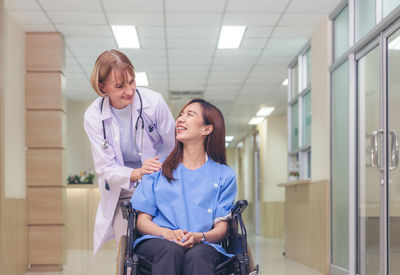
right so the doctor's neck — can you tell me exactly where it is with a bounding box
[181,141,207,170]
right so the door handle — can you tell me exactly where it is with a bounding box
[389,130,399,171]
[370,129,384,171]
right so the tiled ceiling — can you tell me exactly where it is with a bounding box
[5,0,342,143]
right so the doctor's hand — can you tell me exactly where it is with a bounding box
[140,156,162,176]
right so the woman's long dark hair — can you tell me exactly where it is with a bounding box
[162,99,227,182]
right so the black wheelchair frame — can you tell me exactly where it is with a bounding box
[116,200,259,275]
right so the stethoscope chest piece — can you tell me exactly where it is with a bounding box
[101,139,109,149]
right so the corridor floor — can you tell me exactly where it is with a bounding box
[25,237,323,275]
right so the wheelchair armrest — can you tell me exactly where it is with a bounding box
[231,200,248,216]
[120,201,133,220]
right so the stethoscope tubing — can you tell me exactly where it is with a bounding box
[100,89,144,191]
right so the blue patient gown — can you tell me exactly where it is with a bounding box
[130,158,237,257]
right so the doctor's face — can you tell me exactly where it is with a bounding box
[176,103,212,144]
[100,69,136,109]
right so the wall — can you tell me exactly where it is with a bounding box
[1,10,28,274]
[258,114,287,238]
[66,100,95,179]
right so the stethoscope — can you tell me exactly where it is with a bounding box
[100,88,144,156]
[100,89,145,191]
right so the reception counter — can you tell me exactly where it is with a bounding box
[66,185,115,250]
[278,179,330,274]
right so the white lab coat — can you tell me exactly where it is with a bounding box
[83,88,175,256]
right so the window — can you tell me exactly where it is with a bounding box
[288,45,311,181]
[333,5,349,60]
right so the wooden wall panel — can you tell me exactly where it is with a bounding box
[2,199,28,275]
[26,72,64,110]
[25,33,64,72]
[28,225,64,265]
[26,149,64,187]
[260,202,284,238]
[28,187,64,225]
[282,180,330,275]
[26,110,65,148]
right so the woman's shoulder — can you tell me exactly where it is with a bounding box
[209,160,235,178]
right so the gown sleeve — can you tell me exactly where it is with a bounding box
[214,167,237,223]
[130,172,158,217]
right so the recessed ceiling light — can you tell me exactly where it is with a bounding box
[282,78,289,86]
[111,25,140,49]
[217,26,246,49]
[225,136,234,142]
[248,117,264,125]
[135,72,149,86]
[256,107,275,117]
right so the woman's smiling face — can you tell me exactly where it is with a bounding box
[100,69,136,109]
[175,103,212,144]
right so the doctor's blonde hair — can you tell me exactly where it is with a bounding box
[90,49,135,97]
[162,99,227,183]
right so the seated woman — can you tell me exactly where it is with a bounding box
[130,98,237,275]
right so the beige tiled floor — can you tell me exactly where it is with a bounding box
[25,237,323,275]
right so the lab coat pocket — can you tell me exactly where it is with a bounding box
[146,125,161,146]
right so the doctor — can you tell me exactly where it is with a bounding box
[84,49,175,256]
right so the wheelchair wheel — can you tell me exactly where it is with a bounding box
[116,235,127,275]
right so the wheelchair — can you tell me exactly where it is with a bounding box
[116,200,259,275]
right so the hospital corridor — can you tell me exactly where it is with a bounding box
[1,0,400,275]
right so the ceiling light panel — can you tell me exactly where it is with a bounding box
[248,117,265,125]
[218,26,247,49]
[112,25,140,49]
[256,107,275,117]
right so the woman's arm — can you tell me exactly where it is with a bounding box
[137,212,186,244]
[182,221,228,249]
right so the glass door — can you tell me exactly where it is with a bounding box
[387,28,400,275]
[358,44,383,275]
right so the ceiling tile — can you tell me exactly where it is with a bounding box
[5,0,41,10]
[167,26,220,38]
[56,25,113,37]
[167,38,215,48]
[271,26,315,39]
[21,24,56,32]
[287,0,343,13]
[137,26,165,38]
[168,49,214,57]
[215,48,262,57]
[267,38,309,48]
[38,0,102,12]
[223,13,281,26]
[169,57,212,66]
[166,13,222,26]
[65,37,117,48]
[9,11,50,25]
[47,11,107,25]
[240,38,267,49]
[245,26,274,38]
[226,0,290,13]
[166,0,226,12]
[107,13,164,26]
[140,38,166,49]
[69,47,113,57]
[101,0,163,12]
[279,13,327,26]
